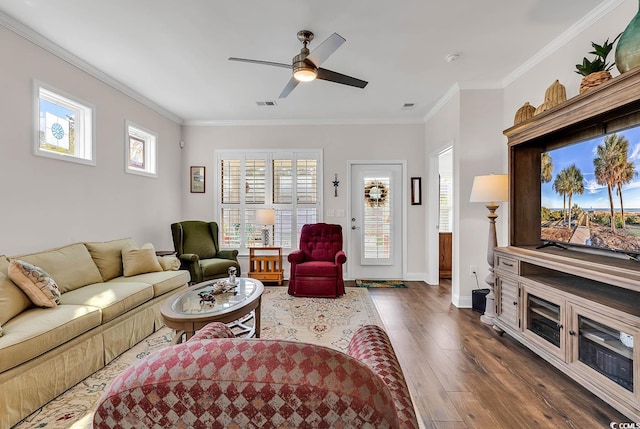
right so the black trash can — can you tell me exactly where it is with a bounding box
[472,288,490,313]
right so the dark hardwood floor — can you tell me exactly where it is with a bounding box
[351,280,627,429]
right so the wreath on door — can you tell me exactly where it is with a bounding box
[364,180,388,207]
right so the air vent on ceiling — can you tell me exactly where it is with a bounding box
[256,100,277,106]
[401,103,416,110]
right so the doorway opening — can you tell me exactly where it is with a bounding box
[438,148,453,279]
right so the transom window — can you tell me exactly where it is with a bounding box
[34,81,95,165]
[216,150,322,251]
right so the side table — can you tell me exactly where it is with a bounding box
[249,247,284,285]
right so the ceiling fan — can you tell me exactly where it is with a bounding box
[229,30,368,98]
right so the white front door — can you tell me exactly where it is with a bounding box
[349,163,403,280]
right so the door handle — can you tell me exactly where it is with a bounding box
[351,226,360,230]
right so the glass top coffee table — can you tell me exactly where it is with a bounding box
[161,277,264,344]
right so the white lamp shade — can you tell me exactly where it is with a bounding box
[256,209,275,225]
[469,174,508,204]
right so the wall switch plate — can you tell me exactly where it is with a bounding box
[327,209,335,217]
[336,209,345,217]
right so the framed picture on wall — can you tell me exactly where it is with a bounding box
[190,166,205,193]
[411,177,422,205]
[128,136,145,169]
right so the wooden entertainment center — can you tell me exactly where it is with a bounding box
[495,67,640,420]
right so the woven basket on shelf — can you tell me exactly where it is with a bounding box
[579,71,612,93]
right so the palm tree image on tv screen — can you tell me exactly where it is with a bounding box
[541,125,640,255]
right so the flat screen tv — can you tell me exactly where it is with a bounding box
[540,124,640,257]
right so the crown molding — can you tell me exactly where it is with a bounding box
[0,11,183,125]
[184,117,426,127]
[425,0,624,122]
[502,0,625,87]
[423,83,460,123]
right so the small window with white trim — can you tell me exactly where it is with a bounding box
[125,121,157,178]
[34,81,96,165]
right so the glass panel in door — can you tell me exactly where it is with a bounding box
[362,176,392,265]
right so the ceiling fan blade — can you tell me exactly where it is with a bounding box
[306,33,345,66]
[228,57,291,69]
[279,77,300,98]
[317,68,368,88]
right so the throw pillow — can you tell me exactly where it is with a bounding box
[85,238,137,281]
[122,243,163,277]
[157,255,181,271]
[8,259,61,308]
[0,256,33,326]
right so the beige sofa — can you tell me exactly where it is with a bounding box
[0,238,190,428]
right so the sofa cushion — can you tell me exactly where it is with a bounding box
[0,304,102,373]
[122,243,163,277]
[0,256,32,333]
[60,282,154,323]
[85,238,137,281]
[109,270,189,297]
[16,243,103,293]
[8,259,61,308]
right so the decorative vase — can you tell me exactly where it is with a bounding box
[514,102,535,124]
[545,80,567,104]
[616,0,640,74]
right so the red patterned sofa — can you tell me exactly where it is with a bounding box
[94,323,418,428]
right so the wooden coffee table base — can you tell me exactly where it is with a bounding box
[168,309,260,344]
[161,278,264,344]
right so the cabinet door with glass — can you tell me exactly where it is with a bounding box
[495,274,520,331]
[522,283,566,360]
[568,304,638,401]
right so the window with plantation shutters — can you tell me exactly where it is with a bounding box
[216,150,322,252]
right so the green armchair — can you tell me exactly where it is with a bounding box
[171,221,241,284]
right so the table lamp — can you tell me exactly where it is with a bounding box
[256,209,275,246]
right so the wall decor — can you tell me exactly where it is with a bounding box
[190,166,206,193]
[411,177,422,205]
[332,174,340,197]
[128,136,145,169]
[364,180,388,207]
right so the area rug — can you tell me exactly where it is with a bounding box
[13,287,382,429]
[355,279,407,288]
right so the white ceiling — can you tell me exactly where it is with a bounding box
[0,0,611,124]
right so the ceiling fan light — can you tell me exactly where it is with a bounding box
[293,56,317,82]
[293,68,317,82]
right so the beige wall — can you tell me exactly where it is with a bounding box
[180,123,427,279]
[0,26,183,255]
[425,89,506,307]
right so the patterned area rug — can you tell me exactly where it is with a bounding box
[355,279,407,288]
[13,287,382,429]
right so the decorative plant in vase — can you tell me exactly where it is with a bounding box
[575,34,620,93]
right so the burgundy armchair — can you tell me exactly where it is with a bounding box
[287,223,346,298]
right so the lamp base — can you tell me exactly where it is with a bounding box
[261,227,271,246]
[480,291,496,325]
